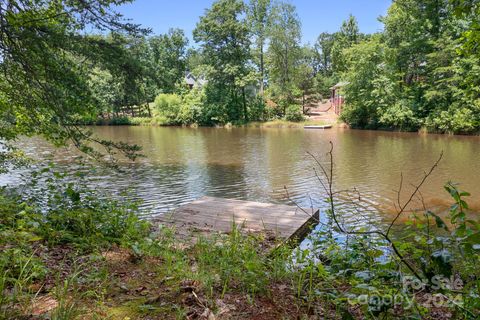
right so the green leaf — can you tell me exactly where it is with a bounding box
[65,187,80,203]
[427,211,449,231]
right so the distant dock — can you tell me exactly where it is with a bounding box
[155,196,319,244]
[304,124,333,129]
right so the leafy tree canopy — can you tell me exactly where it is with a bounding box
[0,0,148,162]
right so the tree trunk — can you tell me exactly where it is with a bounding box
[232,86,239,119]
[260,43,264,95]
[146,102,152,117]
[285,45,289,85]
[302,92,305,114]
[243,87,248,122]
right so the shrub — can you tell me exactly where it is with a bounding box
[377,101,420,131]
[248,97,270,121]
[37,204,149,249]
[7,166,151,250]
[109,116,131,125]
[177,88,205,125]
[425,105,478,134]
[284,104,304,122]
[150,115,170,126]
[153,93,183,125]
[152,92,205,126]
[128,117,152,126]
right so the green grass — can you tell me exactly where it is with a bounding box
[2,168,479,319]
[102,117,332,128]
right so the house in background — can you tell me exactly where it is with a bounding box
[245,83,259,97]
[185,72,207,89]
[330,81,348,115]
[184,72,259,96]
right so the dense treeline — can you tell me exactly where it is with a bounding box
[82,0,367,126]
[81,0,480,133]
[1,0,479,157]
[2,2,480,318]
[86,0,323,126]
[341,0,480,134]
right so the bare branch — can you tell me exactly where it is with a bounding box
[386,152,443,237]
[299,142,443,282]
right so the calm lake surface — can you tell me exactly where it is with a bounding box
[3,126,480,223]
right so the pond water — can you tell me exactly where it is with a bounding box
[3,126,480,225]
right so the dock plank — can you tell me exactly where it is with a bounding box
[154,196,319,243]
[303,125,332,129]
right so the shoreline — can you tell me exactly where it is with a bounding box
[81,118,480,136]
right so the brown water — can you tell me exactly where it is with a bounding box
[3,126,480,222]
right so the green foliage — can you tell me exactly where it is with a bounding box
[153,93,183,125]
[301,182,480,318]
[266,1,302,104]
[109,116,133,126]
[339,0,480,134]
[247,97,269,121]
[2,169,480,318]
[2,0,479,137]
[314,32,335,76]
[0,248,47,319]
[135,225,296,302]
[179,88,206,125]
[127,117,153,126]
[331,15,361,74]
[295,46,317,108]
[451,0,480,58]
[91,116,153,126]
[85,29,188,124]
[378,101,420,131]
[2,167,150,251]
[149,29,189,94]
[340,36,386,128]
[284,104,304,122]
[89,67,123,117]
[422,36,480,133]
[0,249,46,289]
[425,106,479,134]
[0,166,152,317]
[193,0,252,124]
[0,0,147,162]
[313,74,337,98]
[247,0,272,94]
[152,90,206,126]
[194,228,270,298]
[399,183,480,315]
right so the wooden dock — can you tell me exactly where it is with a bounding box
[155,196,319,243]
[303,124,332,129]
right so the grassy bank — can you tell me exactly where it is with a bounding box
[0,168,326,319]
[90,116,332,129]
[1,167,479,319]
[0,186,331,319]
[90,115,480,136]
[93,116,160,126]
[247,119,331,128]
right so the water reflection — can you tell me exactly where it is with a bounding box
[3,127,480,224]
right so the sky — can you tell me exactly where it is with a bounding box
[116,0,392,45]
